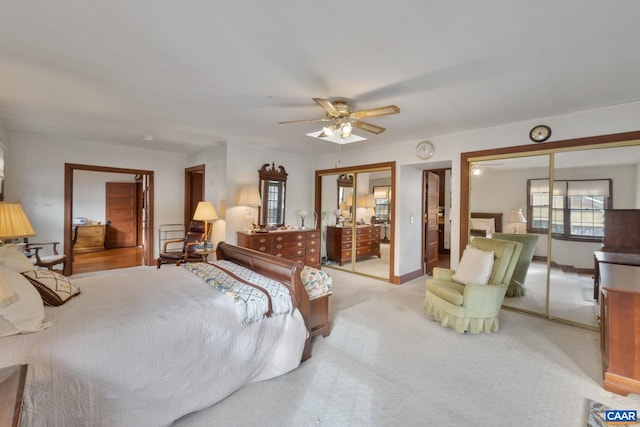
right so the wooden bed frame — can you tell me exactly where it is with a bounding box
[216,242,312,361]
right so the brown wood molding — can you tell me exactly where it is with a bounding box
[64,163,154,276]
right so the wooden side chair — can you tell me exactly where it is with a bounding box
[156,221,211,268]
[23,240,67,272]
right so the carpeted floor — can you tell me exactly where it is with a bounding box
[173,268,640,427]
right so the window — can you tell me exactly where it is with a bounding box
[527,179,611,241]
[373,186,391,220]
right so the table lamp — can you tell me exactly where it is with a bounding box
[507,208,527,234]
[192,201,218,244]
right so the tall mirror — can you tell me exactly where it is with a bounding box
[462,131,640,330]
[316,162,394,282]
[337,174,354,224]
[258,162,287,226]
[469,155,549,318]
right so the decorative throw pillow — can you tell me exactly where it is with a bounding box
[301,266,332,299]
[0,244,36,273]
[452,245,495,286]
[0,267,53,336]
[21,270,81,306]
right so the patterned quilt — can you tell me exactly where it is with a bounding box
[183,260,293,324]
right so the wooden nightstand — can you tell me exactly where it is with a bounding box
[0,364,28,427]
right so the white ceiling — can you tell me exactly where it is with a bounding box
[1,1,639,155]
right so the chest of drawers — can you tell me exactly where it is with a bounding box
[74,225,106,253]
[325,225,381,266]
[236,229,321,268]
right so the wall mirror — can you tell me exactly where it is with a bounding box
[258,162,287,226]
[315,162,395,282]
[337,174,354,223]
[462,131,640,330]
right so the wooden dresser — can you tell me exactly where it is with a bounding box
[236,229,321,268]
[73,225,106,253]
[599,262,640,395]
[325,225,381,266]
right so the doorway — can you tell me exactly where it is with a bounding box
[63,163,154,276]
[422,168,451,275]
[184,164,205,227]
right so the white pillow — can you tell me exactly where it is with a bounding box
[0,267,53,336]
[452,245,495,286]
[0,244,37,273]
[470,218,495,236]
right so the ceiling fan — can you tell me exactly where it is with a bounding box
[279,98,400,140]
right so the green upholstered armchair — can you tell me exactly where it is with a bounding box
[423,237,523,333]
[492,233,539,297]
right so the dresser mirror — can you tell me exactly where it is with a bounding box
[258,162,287,226]
[337,174,354,222]
[316,162,395,282]
[462,131,640,330]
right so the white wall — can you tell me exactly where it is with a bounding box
[5,131,186,257]
[73,171,137,224]
[186,142,315,246]
[314,100,640,277]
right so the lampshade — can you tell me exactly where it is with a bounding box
[237,186,262,207]
[192,201,218,221]
[0,202,35,240]
[507,208,527,224]
[357,194,376,208]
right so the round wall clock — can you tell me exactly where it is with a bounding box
[416,141,434,160]
[529,125,551,143]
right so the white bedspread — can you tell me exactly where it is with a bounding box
[0,267,307,427]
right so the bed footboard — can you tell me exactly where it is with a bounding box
[216,242,312,360]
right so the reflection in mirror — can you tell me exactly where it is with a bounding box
[337,174,353,225]
[465,134,640,331]
[469,155,549,317]
[548,145,640,328]
[258,163,287,226]
[318,166,393,281]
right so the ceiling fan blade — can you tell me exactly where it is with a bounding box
[279,118,332,125]
[312,98,339,116]
[350,104,400,119]
[352,120,386,135]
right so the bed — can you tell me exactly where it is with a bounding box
[470,212,503,237]
[0,242,311,427]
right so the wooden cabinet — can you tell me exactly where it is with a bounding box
[599,262,640,395]
[73,225,106,253]
[325,225,381,266]
[236,229,321,268]
[603,209,640,254]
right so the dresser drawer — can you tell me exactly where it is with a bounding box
[305,231,320,240]
[306,238,320,249]
[273,247,306,259]
[273,240,305,251]
[273,232,306,243]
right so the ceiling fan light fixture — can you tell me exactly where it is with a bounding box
[340,121,352,139]
[322,124,336,136]
[305,129,366,145]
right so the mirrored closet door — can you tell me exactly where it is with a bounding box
[462,132,640,330]
[316,162,395,281]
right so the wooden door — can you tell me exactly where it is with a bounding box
[184,165,205,228]
[105,182,137,248]
[424,172,440,275]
